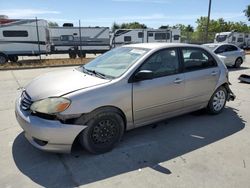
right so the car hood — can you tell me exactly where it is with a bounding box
[25,68,110,101]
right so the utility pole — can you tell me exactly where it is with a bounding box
[205,0,212,43]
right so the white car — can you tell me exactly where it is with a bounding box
[203,43,245,68]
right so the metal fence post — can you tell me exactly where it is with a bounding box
[79,20,83,61]
[205,0,212,43]
[35,17,42,62]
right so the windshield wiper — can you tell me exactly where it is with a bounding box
[82,66,111,79]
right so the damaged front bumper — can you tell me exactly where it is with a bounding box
[15,96,87,153]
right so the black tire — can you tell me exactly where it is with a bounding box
[9,55,18,63]
[207,86,228,115]
[0,54,7,64]
[234,57,243,68]
[77,109,124,154]
[69,51,77,59]
[78,52,86,58]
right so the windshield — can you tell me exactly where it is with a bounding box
[216,35,227,42]
[83,47,149,78]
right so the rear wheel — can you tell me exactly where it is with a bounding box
[77,110,124,154]
[234,57,242,68]
[207,86,227,114]
[78,52,86,58]
[0,54,7,64]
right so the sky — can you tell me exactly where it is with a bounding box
[0,0,249,28]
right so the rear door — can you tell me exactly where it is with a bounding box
[226,45,240,64]
[132,48,185,126]
[215,45,231,65]
[180,47,220,109]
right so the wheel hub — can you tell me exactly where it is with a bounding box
[91,120,117,144]
[213,90,226,111]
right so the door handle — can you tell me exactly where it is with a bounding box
[211,71,217,76]
[174,78,183,84]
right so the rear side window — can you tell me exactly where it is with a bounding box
[181,48,217,72]
[227,45,238,51]
[3,30,28,37]
[124,36,131,42]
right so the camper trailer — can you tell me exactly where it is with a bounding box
[111,28,181,47]
[214,31,250,48]
[50,26,110,58]
[0,19,50,64]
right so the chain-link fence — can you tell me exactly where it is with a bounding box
[181,31,216,44]
[0,17,218,69]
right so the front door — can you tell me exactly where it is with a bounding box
[132,48,185,126]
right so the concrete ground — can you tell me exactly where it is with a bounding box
[0,56,250,188]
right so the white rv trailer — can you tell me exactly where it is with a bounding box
[50,26,110,58]
[214,31,250,48]
[111,28,181,47]
[0,19,50,64]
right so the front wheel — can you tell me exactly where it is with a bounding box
[78,111,124,154]
[234,57,243,68]
[207,86,228,115]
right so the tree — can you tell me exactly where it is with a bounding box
[111,22,120,32]
[48,21,59,27]
[159,25,169,29]
[185,25,194,32]
[244,5,250,21]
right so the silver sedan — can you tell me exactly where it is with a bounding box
[15,43,235,154]
[203,43,246,68]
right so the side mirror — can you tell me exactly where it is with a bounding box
[134,70,153,82]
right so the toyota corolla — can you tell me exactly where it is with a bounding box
[15,43,235,154]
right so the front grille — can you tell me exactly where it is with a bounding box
[20,91,33,111]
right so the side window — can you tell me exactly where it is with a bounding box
[148,32,153,37]
[181,48,217,72]
[215,45,226,54]
[124,36,131,42]
[173,35,180,40]
[138,32,143,38]
[237,38,244,43]
[3,30,28,37]
[227,45,238,51]
[60,35,74,41]
[155,33,166,40]
[139,49,179,78]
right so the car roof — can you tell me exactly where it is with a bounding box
[123,43,203,50]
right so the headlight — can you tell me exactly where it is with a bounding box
[30,97,71,114]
